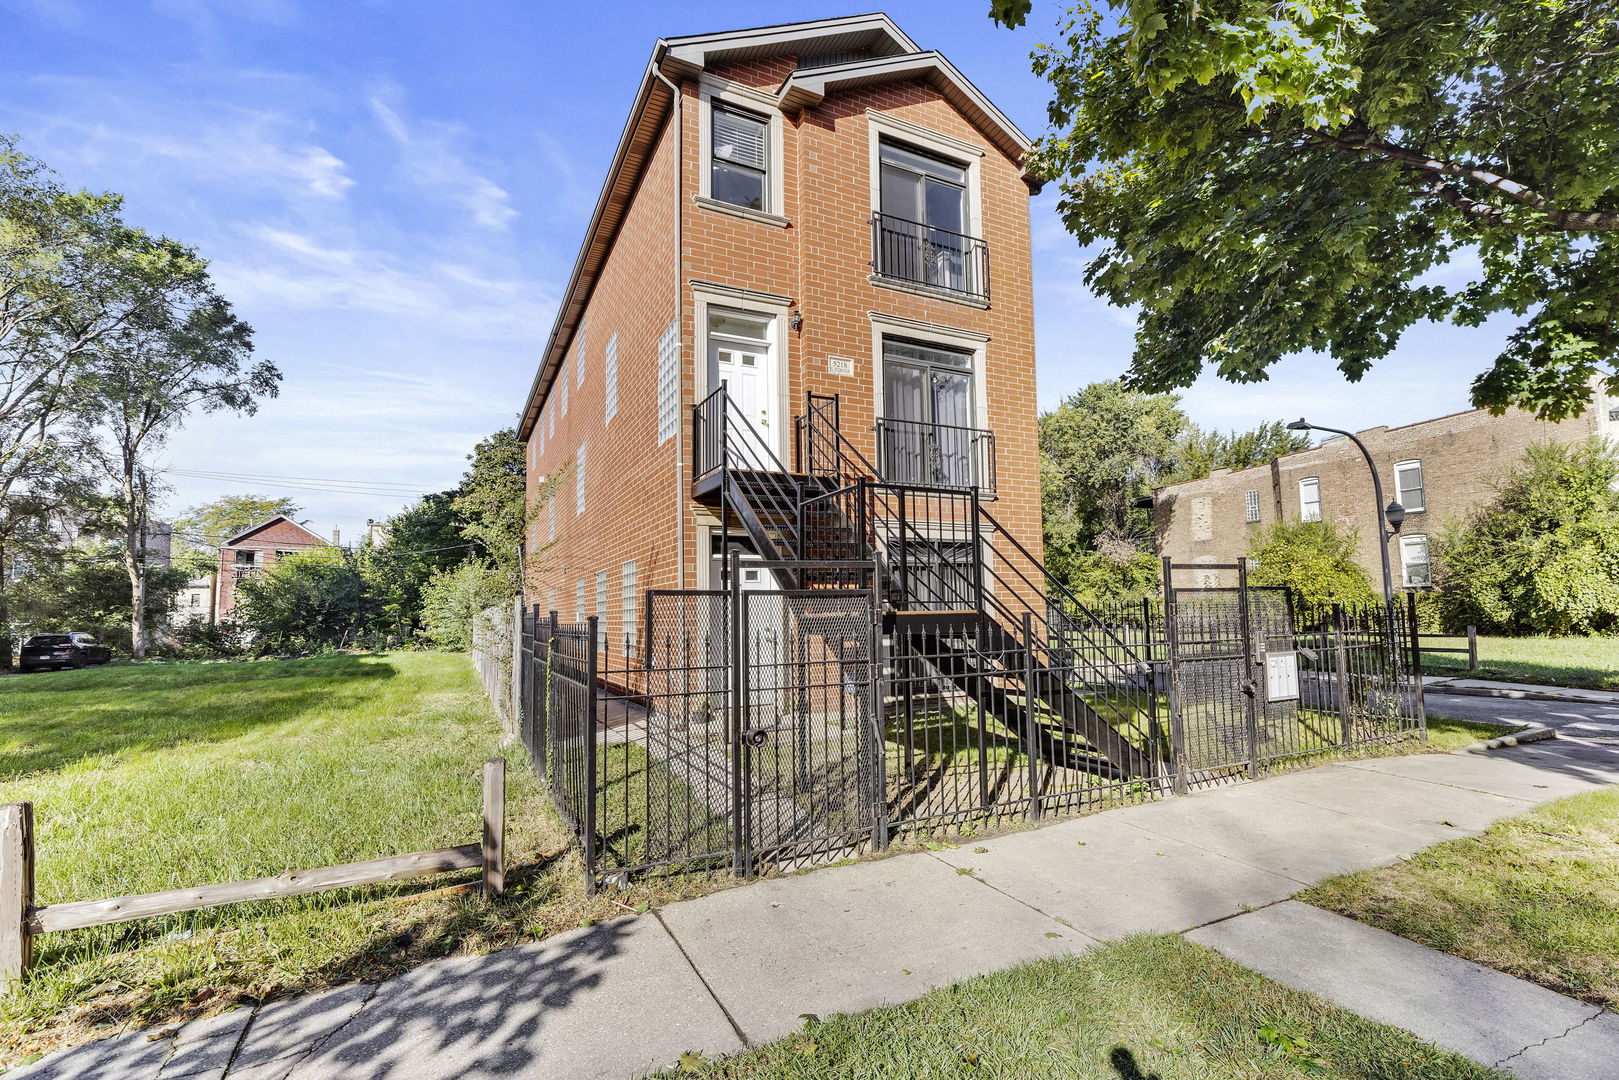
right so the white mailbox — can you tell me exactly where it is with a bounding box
[1265,650,1300,702]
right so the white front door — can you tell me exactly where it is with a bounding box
[707,309,778,455]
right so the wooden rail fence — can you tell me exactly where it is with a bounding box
[1,758,507,993]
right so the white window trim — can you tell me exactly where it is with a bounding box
[1393,459,1425,513]
[867,112,984,244]
[691,282,791,459]
[1299,477,1322,522]
[696,76,788,226]
[867,312,990,435]
[1400,534,1432,587]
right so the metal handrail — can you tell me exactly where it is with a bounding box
[874,416,996,493]
[870,212,990,300]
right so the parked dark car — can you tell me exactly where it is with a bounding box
[19,633,112,672]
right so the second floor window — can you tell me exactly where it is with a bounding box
[1394,459,1425,512]
[879,338,976,488]
[1244,489,1261,524]
[711,105,769,211]
[1299,477,1321,522]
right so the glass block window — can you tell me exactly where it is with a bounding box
[621,561,638,643]
[575,443,586,515]
[576,330,586,386]
[1244,489,1261,524]
[657,318,680,443]
[604,331,619,422]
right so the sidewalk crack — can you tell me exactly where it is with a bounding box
[654,910,752,1050]
[223,982,380,1078]
[1490,1007,1606,1068]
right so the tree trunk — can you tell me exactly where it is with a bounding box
[122,462,147,661]
[0,544,10,671]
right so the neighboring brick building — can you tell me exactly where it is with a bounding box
[518,14,1046,634]
[213,515,330,621]
[1153,387,1619,589]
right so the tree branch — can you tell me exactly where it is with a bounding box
[1308,128,1619,231]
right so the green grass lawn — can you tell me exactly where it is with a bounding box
[1303,786,1619,1011]
[0,653,722,1066]
[1421,717,1528,752]
[1423,635,1619,690]
[662,934,1502,1079]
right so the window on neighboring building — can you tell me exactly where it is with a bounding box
[657,318,680,444]
[575,577,586,621]
[235,550,255,566]
[189,593,200,608]
[1244,489,1261,524]
[604,331,619,422]
[1394,459,1425,513]
[596,570,608,648]
[575,443,586,515]
[1299,477,1321,522]
[621,561,638,645]
[1400,534,1432,587]
[710,104,769,211]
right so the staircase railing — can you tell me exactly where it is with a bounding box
[692,387,806,574]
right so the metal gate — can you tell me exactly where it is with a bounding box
[739,588,880,866]
[1162,559,1423,790]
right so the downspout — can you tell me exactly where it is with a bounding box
[653,60,686,590]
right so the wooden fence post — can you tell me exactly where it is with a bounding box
[482,759,506,897]
[1467,625,1478,670]
[2,802,34,993]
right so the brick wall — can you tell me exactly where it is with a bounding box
[1155,393,1616,588]
[214,518,329,620]
[525,51,1045,642]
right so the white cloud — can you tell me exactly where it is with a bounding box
[367,89,518,231]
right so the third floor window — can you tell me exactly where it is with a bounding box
[1394,459,1425,513]
[874,140,986,298]
[710,105,769,212]
[1299,477,1321,522]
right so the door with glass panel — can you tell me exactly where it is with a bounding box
[707,309,778,456]
[880,339,974,488]
[878,142,970,291]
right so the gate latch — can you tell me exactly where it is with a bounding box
[1239,679,1259,699]
[742,728,770,747]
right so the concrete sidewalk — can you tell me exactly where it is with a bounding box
[1423,675,1619,707]
[16,737,1619,1080]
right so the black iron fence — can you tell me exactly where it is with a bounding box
[514,559,1423,890]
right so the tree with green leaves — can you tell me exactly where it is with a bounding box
[171,493,302,575]
[77,274,278,659]
[992,0,1619,420]
[1168,422,1311,485]
[1039,381,1189,602]
[10,541,188,654]
[450,428,533,592]
[365,491,468,636]
[1247,519,1378,609]
[1433,439,1619,634]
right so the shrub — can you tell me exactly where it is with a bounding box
[1247,519,1378,609]
[418,560,510,651]
[1433,439,1619,635]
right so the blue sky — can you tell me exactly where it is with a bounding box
[1,0,1513,535]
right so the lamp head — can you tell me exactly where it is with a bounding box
[1286,418,1311,431]
[1384,500,1406,534]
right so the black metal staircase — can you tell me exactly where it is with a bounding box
[692,389,1159,782]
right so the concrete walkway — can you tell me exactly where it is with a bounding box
[16,737,1619,1080]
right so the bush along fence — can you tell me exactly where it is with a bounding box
[501,553,1424,892]
[0,761,507,993]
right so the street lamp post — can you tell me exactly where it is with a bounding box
[1285,420,1406,607]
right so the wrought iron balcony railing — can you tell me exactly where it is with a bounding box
[875,416,996,494]
[870,213,989,300]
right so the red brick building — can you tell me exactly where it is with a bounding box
[213,515,331,621]
[518,14,1046,634]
